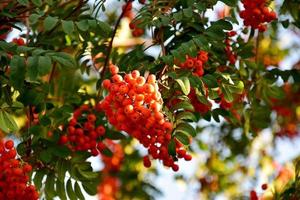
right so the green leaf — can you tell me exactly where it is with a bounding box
[67,179,77,200]
[45,174,56,199]
[40,115,51,126]
[221,85,234,102]
[33,170,45,190]
[40,149,53,163]
[38,56,52,76]
[105,130,127,140]
[71,151,90,163]
[227,81,244,94]
[281,19,290,28]
[10,55,26,90]
[16,46,35,53]
[183,8,193,18]
[267,85,285,99]
[210,19,233,31]
[51,145,71,158]
[82,181,98,195]
[0,41,17,51]
[56,179,67,200]
[56,159,68,182]
[175,77,190,95]
[29,14,40,24]
[62,20,75,35]
[175,132,190,145]
[101,147,113,157]
[17,0,29,5]
[44,16,59,31]
[168,139,176,156]
[50,52,76,68]
[176,112,197,122]
[74,182,85,200]
[77,167,99,180]
[201,74,218,88]
[0,110,18,133]
[31,0,42,6]
[171,101,194,112]
[175,123,197,137]
[27,56,38,81]
[97,21,112,37]
[76,20,89,31]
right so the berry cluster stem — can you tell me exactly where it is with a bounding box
[100,0,133,80]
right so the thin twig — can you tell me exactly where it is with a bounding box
[26,105,33,158]
[158,27,168,79]
[100,0,133,79]
[96,0,133,99]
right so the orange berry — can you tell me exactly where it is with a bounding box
[135,94,144,101]
[147,74,156,84]
[102,79,111,89]
[124,105,134,115]
[136,76,145,85]
[119,84,129,94]
[144,84,155,93]
[124,74,133,83]
[112,74,123,83]
[150,102,161,112]
[131,70,140,78]
[109,64,119,75]
[163,122,173,132]
[154,112,164,120]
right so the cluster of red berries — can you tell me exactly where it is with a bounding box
[240,0,277,32]
[59,104,107,156]
[188,88,212,114]
[122,1,134,19]
[98,140,124,200]
[101,140,124,173]
[101,64,189,171]
[129,20,144,37]
[0,140,39,200]
[98,176,120,200]
[178,50,209,77]
[122,0,146,18]
[225,31,237,65]
[123,1,145,37]
[271,84,300,138]
[12,38,25,46]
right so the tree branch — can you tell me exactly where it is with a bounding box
[100,0,133,79]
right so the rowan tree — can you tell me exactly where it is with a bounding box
[0,0,300,199]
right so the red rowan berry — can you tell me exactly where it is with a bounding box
[143,156,151,168]
[109,64,119,75]
[261,183,268,190]
[5,140,14,149]
[59,135,68,144]
[102,79,111,89]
